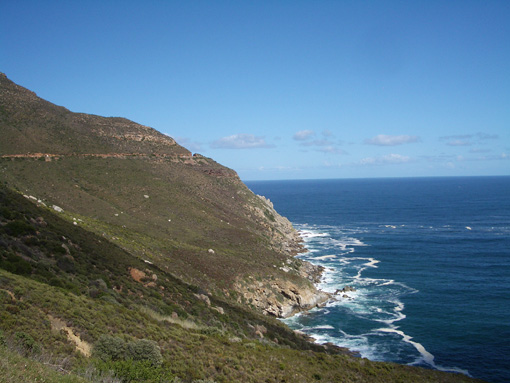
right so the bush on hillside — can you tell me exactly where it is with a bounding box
[4,220,35,237]
[14,331,41,356]
[92,335,126,362]
[126,339,162,366]
[93,335,162,366]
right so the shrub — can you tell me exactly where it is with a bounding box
[4,220,35,236]
[93,336,163,367]
[92,335,126,362]
[93,359,172,382]
[126,339,163,366]
[0,252,33,275]
[14,331,41,355]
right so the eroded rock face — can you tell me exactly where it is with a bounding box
[236,194,330,318]
[246,195,305,255]
[234,262,330,318]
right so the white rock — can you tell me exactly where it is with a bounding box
[52,205,64,213]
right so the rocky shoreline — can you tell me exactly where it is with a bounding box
[282,232,361,357]
[234,194,333,318]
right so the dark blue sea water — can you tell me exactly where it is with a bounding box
[245,176,510,383]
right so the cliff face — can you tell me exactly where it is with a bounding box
[0,73,327,318]
[234,266,330,318]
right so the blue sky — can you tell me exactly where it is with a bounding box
[1,1,509,180]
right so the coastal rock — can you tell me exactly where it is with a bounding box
[246,195,306,255]
[335,285,356,295]
[235,271,331,318]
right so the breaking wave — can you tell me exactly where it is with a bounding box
[283,224,468,376]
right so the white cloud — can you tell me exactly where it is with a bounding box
[359,153,412,165]
[446,139,472,146]
[477,133,499,140]
[469,148,491,153]
[211,134,274,149]
[318,146,347,155]
[364,134,420,146]
[421,154,457,163]
[466,153,510,161]
[440,134,472,140]
[439,132,499,146]
[297,138,347,155]
[301,139,330,147]
[293,130,315,141]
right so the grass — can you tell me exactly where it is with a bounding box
[0,344,87,383]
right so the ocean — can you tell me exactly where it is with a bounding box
[245,176,510,383]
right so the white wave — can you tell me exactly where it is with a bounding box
[293,223,466,374]
[331,237,368,247]
[365,278,418,294]
[377,327,435,365]
[315,254,337,260]
[306,331,382,361]
[298,229,330,239]
[340,257,379,268]
[374,301,406,325]
[340,257,380,280]
[308,325,335,330]
[364,258,380,268]
[375,327,471,376]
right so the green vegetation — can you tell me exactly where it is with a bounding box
[0,73,486,382]
[93,336,163,366]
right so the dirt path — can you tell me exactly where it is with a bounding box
[47,315,91,357]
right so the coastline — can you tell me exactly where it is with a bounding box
[286,229,360,357]
[233,194,332,318]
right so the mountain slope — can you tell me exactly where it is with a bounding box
[0,72,324,317]
[0,73,485,382]
[0,72,187,156]
[0,177,482,383]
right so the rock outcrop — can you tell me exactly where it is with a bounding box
[246,195,305,255]
[235,275,330,318]
[234,257,330,318]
